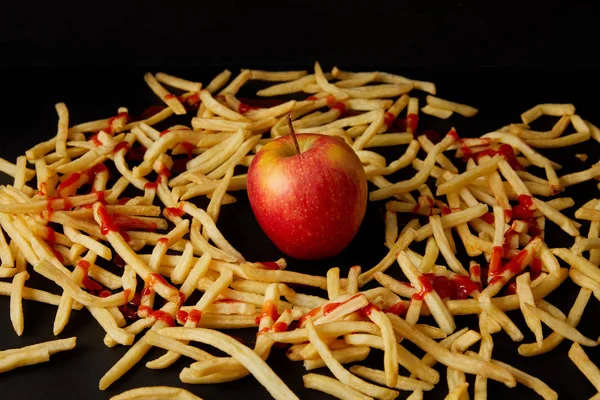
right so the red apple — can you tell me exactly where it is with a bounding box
[247,133,367,260]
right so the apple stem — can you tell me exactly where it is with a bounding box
[287,113,301,155]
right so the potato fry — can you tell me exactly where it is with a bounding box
[350,365,434,391]
[568,342,600,392]
[426,95,478,117]
[158,327,298,400]
[421,105,453,119]
[303,373,373,400]
[9,270,29,336]
[387,314,516,387]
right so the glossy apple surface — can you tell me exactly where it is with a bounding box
[247,133,367,260]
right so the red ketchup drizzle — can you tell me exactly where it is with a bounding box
[526,219,542,237]
[413,273,480,300]
[90,134,102,147]
[489,249,529,284]
[272,322,288,332]
[298,307,322,326]
[329,102,347,114]
[259,262,279,270]
[441,206,452,215]
[176,310,188,323]
[138,305,175,326]
[358,304,380,317]
[139,105,166,120]
[141,287,152,296]
[255,300,279,324]
[160,129,170,137]
[181,93,201,110]
[239,103,260,114]
[530,257,542,280]
[163,94,176,102]
[460,141,473,161]
[97,205,118,234]
[512,195,535,220]
[489,246,503,275]
[470,264,481,279]
[503,229,519,257]
[95,190,107,204]
[98,290,112,298]
[406,114,419,132]
[113,142,130,154]
[188,309,202,324]
[180,142,195,159]
[322,302,340,316]
[481,213,495,224]
[179,292,186,305]
[452,275,481,299]
[120,293,141,322]
[214,298,239,303]
[447,128,459,141]
[469,145,524,171]
[306,96,318,101]
[413,275,434,300]
[118,198,132,205]
[147,273,169,288]
[107,112,130,132]
[166,207,184,217]
[46,227,56,245]
[384,301,406,316]
[57,173,82,196]
[111,214,158,231]
[384,112,395,128]
[50,248,64,263]
[157,237,169,246]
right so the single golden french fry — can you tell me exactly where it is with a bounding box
[568,342,600,392]
[426,96,478,117]
[303,373,373,400]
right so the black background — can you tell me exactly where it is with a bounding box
[1,1,600,399]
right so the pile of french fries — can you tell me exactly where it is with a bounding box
[0,61,599,400]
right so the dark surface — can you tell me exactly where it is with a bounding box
[0,67,599,400]
[1,0,599,69]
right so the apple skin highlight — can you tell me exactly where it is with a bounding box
[247,133,367,260]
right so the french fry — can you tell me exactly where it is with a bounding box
[397,251,456,334]
[9,270,29,336]
[426,96,478,117]
[387,313,516,387]
[525,302,597,347]
[568,342,600,392]
[110,386,202,400]
[0,348,50,373]
[304,318,398,399]
[516,273,543,346]
[350,365,434,391]
[158,327,299,400]
[156,72,202,93]
[369,133,456,200]
[303,373,373,400]
[304,346,371,370]
[421,105,453,119]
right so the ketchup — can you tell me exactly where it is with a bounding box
[97,204,118,234]
[384,301,406,316]
[166,207,184,217]
[255,300,279,324]
[258,262,279,270]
